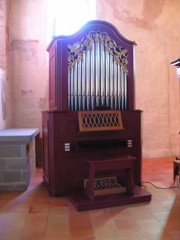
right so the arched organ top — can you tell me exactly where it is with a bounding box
[68,31,128,72]
[47,20,136,111]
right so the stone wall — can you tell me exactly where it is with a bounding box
[0,141,34,190]
[8,0,48,131]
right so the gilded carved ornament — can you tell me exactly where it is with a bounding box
[68,31,128,73]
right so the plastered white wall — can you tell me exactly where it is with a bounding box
[97,0,180,158]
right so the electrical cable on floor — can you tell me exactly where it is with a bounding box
[142,181,177,189]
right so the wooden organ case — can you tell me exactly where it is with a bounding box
[42,20,151,211]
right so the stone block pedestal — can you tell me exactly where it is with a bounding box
[0,128,39,191]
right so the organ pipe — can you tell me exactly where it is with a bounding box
[68,31,128,111]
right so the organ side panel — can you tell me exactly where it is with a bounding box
[48,44,56,110]
[42,112,49,187]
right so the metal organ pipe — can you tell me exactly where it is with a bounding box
[68,31,128,111]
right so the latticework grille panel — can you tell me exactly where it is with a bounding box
[78,110,123,132]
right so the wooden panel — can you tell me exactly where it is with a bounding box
[49,49,56,110]
[42,110,143,196]
[78,110,123,132]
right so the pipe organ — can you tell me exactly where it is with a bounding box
[42,20,151,211]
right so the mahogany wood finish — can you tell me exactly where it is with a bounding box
[42,20,151,211]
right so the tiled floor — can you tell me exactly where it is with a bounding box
[0,157,180,240]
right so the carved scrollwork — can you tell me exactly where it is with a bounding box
[68,31,128,73]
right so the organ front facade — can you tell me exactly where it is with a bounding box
[42,20,151,211]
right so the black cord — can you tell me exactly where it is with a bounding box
[141,184,147,190]
[142,181,176,189]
